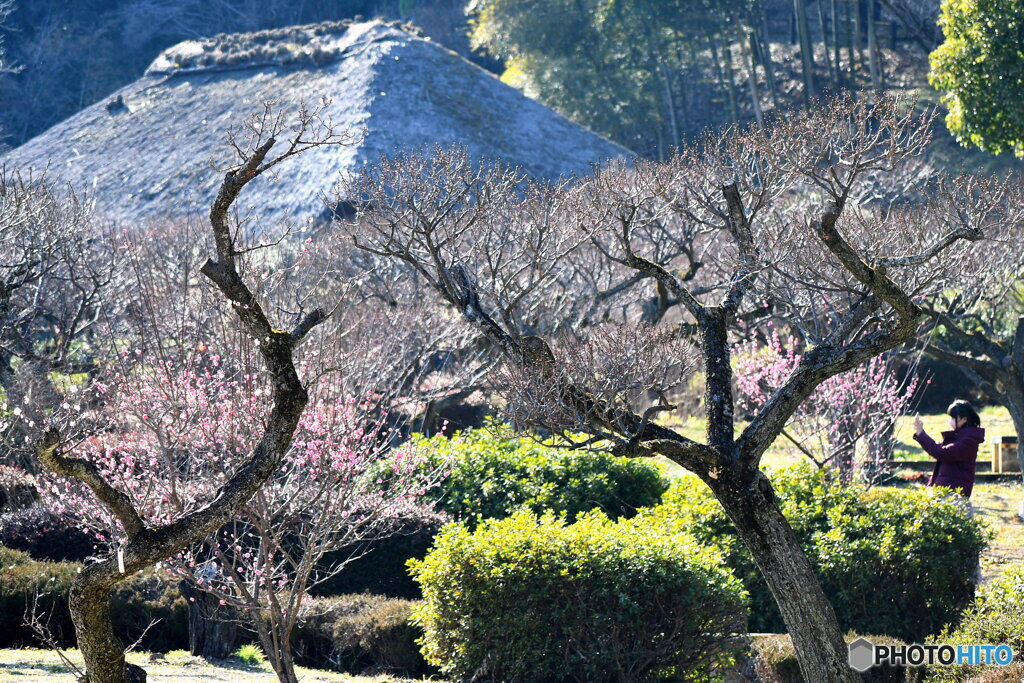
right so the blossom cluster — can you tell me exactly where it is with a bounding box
[734,329,920,481]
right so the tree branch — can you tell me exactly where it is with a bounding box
[35,429,145,539]
[721,183,758,316]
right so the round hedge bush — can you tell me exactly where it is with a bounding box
[409,510,747,682]
[638,464,989,642]
[396,426,670,527]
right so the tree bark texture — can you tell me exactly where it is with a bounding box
[179,582,239,659]
[69,567,147,683]
[710,469,860,683]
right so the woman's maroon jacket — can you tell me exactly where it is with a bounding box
[913,426,985,498]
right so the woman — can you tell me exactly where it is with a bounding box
[912,399,985,499]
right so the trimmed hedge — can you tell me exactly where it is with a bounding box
[293,593,430,676]
[926,565,1024,682]
[399,426,670,527]
[410,510,747,682]
[0,544,188,651]
[638,464,989,642]
[0,465,36,512]
[312,504,450,599]
[0,545,80,647]
[0,503,97,562]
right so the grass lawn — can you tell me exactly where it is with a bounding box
[972,482,1024,583]
[0,649,430,682]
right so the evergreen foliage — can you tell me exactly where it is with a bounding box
[930,0,1024,157]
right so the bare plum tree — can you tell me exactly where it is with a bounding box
[917,228,1024,480]
[0,171,116,469]
[341,97,1020,682]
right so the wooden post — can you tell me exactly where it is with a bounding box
[990,436,1020,474]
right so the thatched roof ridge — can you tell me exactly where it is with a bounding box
[145,19,414,75]
[1,20,629,234]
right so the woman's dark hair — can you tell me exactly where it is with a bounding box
[947,400,981,428]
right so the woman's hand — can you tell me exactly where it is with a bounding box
[913,414,924,435]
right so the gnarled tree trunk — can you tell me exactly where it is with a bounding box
[70,566,147,683]
[34,122,332,683]
[710,468,858,683]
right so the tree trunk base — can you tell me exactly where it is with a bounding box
[78,662,146,683]
[180,581,239,659]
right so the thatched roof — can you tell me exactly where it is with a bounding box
[1,20,629,233]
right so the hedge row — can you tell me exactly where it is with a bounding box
[636,464,989,642]
[0,542,431,676]
[294,593,430,676]
[0,545,188,652]
[397,426,671,527]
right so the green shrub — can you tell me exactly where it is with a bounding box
[234,643,266,666]
[926,565,1024,683]
[0,544,188,651]
[409,510,747,682]
[399,425,670,527]
[0,545,78,647]
[639,464,988,642]
[111,572,189,654]
[813,486,986,642]
[293,593,430,676]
